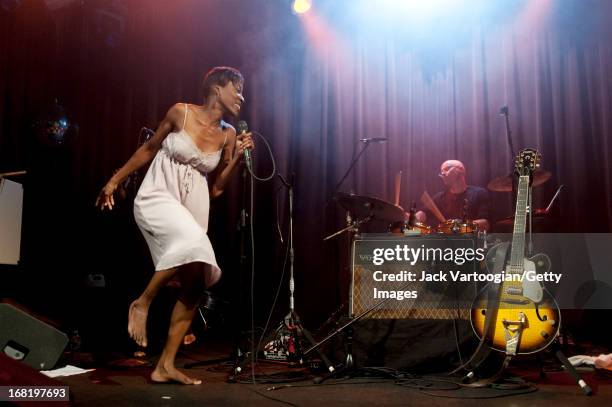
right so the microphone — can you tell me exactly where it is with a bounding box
[237,120,251,169]
[359,137,388,143]
[139,127,155,144]
[499,106,509,116]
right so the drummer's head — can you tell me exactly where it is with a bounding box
[439,160,466,188]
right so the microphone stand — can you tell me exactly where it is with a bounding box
[500,106,515,161]
[330,141,374,200]
[228,161,251,377]
[229,172,335,380]
[187,161,250,376]
[269,173,334,372]
[500,106,519,221]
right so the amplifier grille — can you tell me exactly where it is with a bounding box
[350,235,480,320]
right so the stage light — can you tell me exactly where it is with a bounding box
[293,0,312,15]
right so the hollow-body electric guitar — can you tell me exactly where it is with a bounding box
[471,148,560,355]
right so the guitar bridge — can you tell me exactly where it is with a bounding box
[505,287,523,296]
[501,298,530,305]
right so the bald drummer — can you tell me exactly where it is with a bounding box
[415,160,491,232]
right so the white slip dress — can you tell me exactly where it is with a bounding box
[133,104,227,287]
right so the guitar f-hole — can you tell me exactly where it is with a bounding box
[535,304,547,322]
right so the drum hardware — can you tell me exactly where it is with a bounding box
[433,198,480,235]
[325,193,406,241]
[323,214,372,241]
[437,219,478,235]
[388,220,434,236]
[389,203,435,235]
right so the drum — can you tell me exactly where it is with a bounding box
[437,219,478,234]
[388,221,433,235]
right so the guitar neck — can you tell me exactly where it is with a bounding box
[509,175,530,271]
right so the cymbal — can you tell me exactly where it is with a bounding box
[487,169,552,192]
[335,192,406,221]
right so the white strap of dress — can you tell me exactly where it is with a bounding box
[182,103,189,129]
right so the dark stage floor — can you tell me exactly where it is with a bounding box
[54,340,612,407]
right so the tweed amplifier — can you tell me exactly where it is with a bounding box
[349,234,483,320]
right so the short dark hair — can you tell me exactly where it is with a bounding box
[202,66,243,100]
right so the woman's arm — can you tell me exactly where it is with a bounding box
[96,103,183,210]
[210,128,254,199]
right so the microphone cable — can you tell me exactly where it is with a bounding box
[253,184,292,375]
[245,131,276,182]
[243,130,277,384]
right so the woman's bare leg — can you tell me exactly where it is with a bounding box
[128,268,177,347]
[150,298,200,384]
[151,262,206,384]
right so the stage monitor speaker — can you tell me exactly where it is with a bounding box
[0,303,69,370]
[350,234,480,320]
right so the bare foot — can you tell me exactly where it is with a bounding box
[183,333,196,345]
[128,300,149,347]
[151,365,202,385]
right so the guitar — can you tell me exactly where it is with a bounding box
[471,148,560,355]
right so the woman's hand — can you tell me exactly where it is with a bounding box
[235,131,254,157]
[96,179,119,211]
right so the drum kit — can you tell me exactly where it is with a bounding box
[326,191,479,238]
[325,167,558,239]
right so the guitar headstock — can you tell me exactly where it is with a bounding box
[515,148,541,177]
